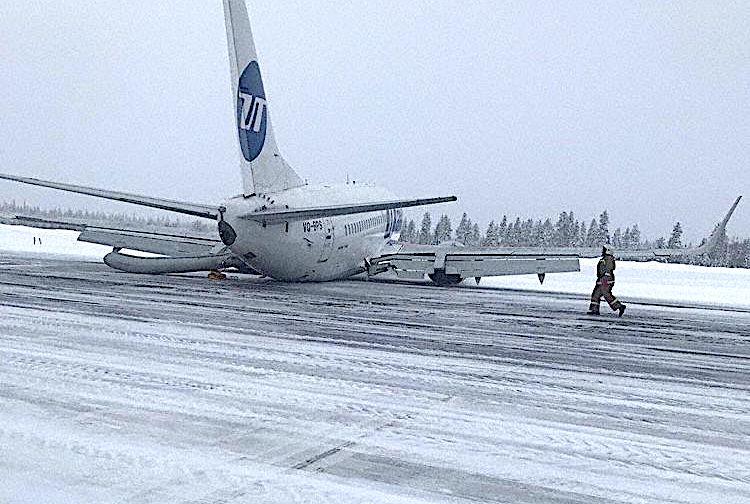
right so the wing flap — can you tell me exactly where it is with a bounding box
[369,249,580,279]
[78,229,220,256]
[444,254,581,277]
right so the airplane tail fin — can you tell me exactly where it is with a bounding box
[222,0,304,196]
[695,195,742,255]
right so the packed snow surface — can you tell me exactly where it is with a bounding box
[1,225,750,503]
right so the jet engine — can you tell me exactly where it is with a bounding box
[103,250,255,275]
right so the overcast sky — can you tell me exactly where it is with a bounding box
[1,1,748,241]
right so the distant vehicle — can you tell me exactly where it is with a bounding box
[0,1,740,286]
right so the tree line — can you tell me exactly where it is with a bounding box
[400,211,750,268]
[2,200,747,268]
[0,200,210,231]
[401,210,641,248]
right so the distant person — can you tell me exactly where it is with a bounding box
[587,245,626,317]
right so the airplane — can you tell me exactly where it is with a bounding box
[0,1,741,287]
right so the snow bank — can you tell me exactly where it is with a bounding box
[480,258,750,310]
[0,225,109,260]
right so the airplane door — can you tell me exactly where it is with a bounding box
[319,219,334,263]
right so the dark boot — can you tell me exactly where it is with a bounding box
[618,304,626,317]
[586,306,600,315]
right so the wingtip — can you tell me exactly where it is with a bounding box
[723,195,742,224]
[697,195,742,254]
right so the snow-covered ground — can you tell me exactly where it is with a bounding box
[482,258,750,310]
[1,225,750,503]
[0,224,110,260]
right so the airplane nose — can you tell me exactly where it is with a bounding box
[218,219,237,246]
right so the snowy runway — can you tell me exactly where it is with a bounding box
[1,254,749,503]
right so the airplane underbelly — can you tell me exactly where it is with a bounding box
[228,220,382,282]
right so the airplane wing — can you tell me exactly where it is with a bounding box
[239,196,457,224]
[602,195,741,261]
[367,195,742,285]
[0,214,252,274]
[367,244,580,285]
[0,172,219,220]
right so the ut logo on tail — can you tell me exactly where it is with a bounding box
[239,93,267,132]
[236,61,267,162]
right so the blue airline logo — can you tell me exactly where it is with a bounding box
[236,61,267,162]
[240,93,266,132]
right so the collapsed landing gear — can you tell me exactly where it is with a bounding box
[428,269,462,287]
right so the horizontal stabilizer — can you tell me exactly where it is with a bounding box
[0,172,219,220]
[241,196,457,224]
[0,214,86,232]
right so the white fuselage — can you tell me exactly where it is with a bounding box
[221,183,402,281]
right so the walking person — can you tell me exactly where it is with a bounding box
[587,245,626,317]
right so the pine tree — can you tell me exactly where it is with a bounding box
[612,228,622,249]
[433,214,453,244]
[455,212,471,244]
[585,218,598,247]
[724,238,749,267]
[598,210,610,244]
[399,219,414,242]
[405,219,417,242]
[483,220,499,247]
[630,224,641,249]
[521,220,531,246]
[553,211,579,246]
[541,218,555,246]
[579,220,588,246]
[573,220,583,246]
[417,212,432,244]
[529,220,543,246]
[507,217,522,246]
[398,220,409,242]
[566,212,578,246]
[497,216,508,245]
[622,227,632,249]
[667,222,683,248]
[470,223,481,246]
[706,222,728,266]
[554,211,568,246]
